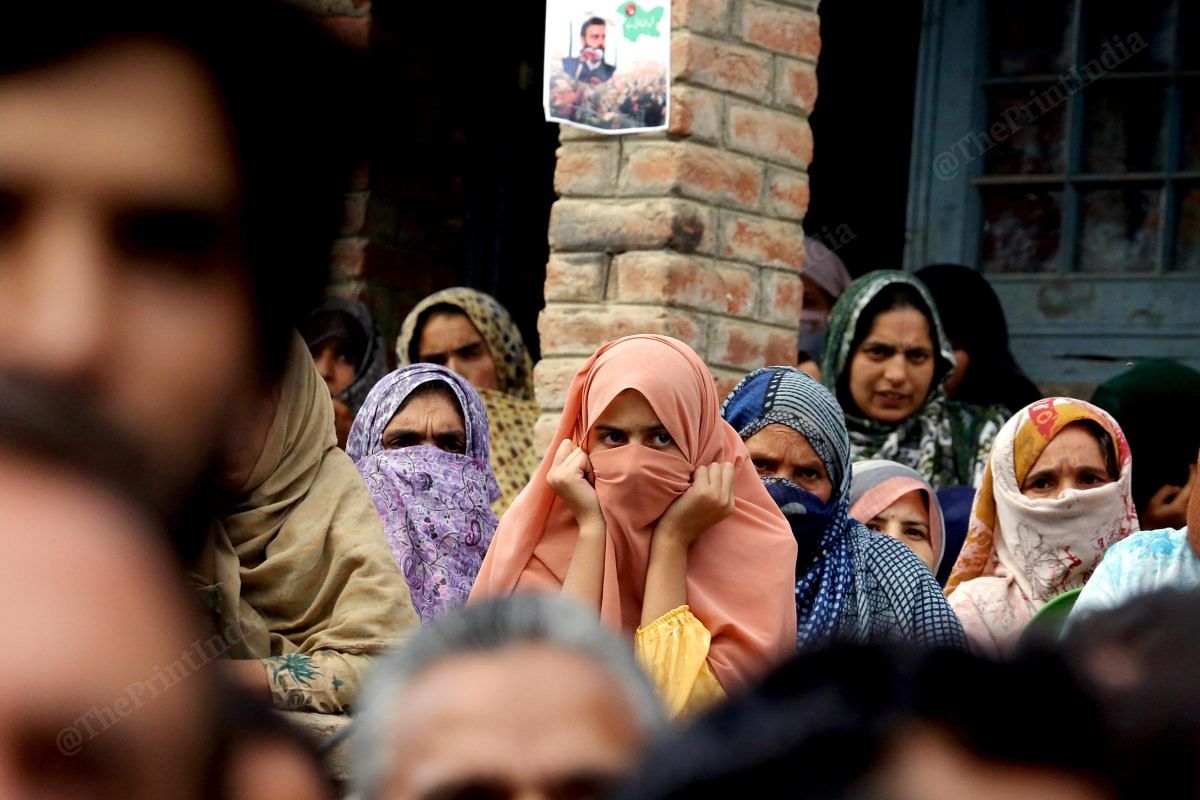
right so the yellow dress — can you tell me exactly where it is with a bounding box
[635,605,726,717]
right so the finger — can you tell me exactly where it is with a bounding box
[720,462,736,505]
[692,465,709,493]
[552,438,574,467]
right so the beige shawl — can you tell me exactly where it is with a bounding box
[201,333,417,712]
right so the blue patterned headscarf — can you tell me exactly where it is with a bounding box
[722,366,858,649]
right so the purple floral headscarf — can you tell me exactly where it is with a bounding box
[347,365,500,623]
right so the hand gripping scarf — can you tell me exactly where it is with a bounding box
[848,460,947,572]
[819,270,1007,490]
[396,287,540,515]
[945,398,1138,656]
[721,366,858,649]
[348,365,500,623]
[469,335,798,690]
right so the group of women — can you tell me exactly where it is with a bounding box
[198,266,1198,716]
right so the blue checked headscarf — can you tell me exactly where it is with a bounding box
[722,367,858,649]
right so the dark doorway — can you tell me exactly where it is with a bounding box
[366,1,558,357]
[804,1,924,277]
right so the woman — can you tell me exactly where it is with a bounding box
[195,334,418,713]
[820,270,1007,490]
[945,398,1138,657]
[796,236,853,379]
[722,366,965,650]
[397,288,539,515]
[471,335,798,716]
[347,364,500,624]
[849,460,945,575]
[302,298,389,449]
[914,264,1041,414]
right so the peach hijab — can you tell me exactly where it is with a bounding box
[470,335,798,689]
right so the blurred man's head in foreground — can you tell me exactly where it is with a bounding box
[354,595,667,800]
[0,0,364,500]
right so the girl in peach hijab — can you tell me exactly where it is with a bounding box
[945,398,1138,657]
[470,335,798,715]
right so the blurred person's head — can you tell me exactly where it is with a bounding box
[354,595,667,800]
[611,644,1117,800]
[1061,588,1200,798]
[220,689,336,800]
[1091,359,1200,530]
[580,17,607,51]
[0,380,224,799]
[0,0,364,499]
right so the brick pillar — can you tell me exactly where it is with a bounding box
[535,0,820,446]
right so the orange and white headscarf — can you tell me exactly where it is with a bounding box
[946,398,1138,656]
[470,335,798,690]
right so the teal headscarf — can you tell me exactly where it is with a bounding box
[819,271,1006,490]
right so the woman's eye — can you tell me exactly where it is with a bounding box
[907,351,929,364]
[601,432,624,444]
[904,528,925,540]
[654,432,673,445]
[866,522,883,533]
[864,345,889,360]
[799,468,820,482]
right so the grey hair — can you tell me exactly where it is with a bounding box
[353,594,670,800]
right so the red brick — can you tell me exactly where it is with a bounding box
[761,269,804,325]
[620,143,763,211]
[672,0,730,35]
[721,212,806,270]
[668,85,723,141]
[727,103,813,167]
[613,251,757,316]
[765,167,811,220]
[320,15,370,49]
[555,144,619,197]
[533,356,588,411]
[340,191,368,236]
[741,2,821,61]
[539,305,705,357]
[775,58,819,113]
[330,236,367,279]
[672,32,772,103]
[708,319,770,371]
[544,253,610,302]
[548,198,715,255]
[765,328,799,366]
[712,368,747,402]
[534,413,561,455]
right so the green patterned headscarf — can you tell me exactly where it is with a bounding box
[819,271,1006,490]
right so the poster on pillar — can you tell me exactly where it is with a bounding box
[544,1,670,134]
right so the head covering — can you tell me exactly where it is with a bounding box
[802,236,853,300]
[914,264,1042,414]
[200,333,417,706]
[721,367,857,648]
[347,365,500,623]
[396,287,535,401]
[470,336,798,689]
[301,297,389,415]
[1091,358,1200,515]
[848,460,946,571]
[946,398,1138,656]
[396,287,540,515]
[819,270,1007,490]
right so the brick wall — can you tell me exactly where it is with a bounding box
[536,0,820,446]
